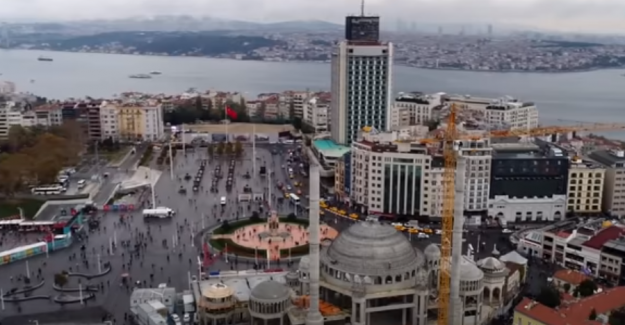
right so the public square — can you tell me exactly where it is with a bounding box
[0,141,525,325]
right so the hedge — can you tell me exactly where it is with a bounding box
[210,238,267,258]
[138,146,154,167]
[280,245,309,258]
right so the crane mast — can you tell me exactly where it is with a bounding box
[433,103,625,325]
[437,104,458,325]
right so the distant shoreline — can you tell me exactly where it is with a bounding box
[18,48,625,75]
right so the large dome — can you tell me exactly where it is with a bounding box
[322,222,424,276]
[251,280,290,301]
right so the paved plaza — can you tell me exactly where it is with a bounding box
[0,144,303,325]
[0,141,518,325]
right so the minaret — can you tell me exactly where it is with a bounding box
[449,157,466,325]
[306,164,324,325]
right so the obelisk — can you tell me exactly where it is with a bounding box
[306,163,324,325]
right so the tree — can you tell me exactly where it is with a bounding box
[234,141,244,158]
[288,100,296,120]
[215,142,225,156]
[292,117,303,131]
[576,279,598,297]
[589,308,597,320]
[563,283,571,293]
[536,285,561,308]
[54,273,68,288]
[224,142,234,156]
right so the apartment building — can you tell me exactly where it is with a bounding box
[303,97,329,133]
[350,130,431,217]
[489,141,569,224]
[458,138,492,218]
[100,102,120,140]
[21,105,63,128]
[589,150,625,217]
[0,99,63,139]
[601,237,625,285]
[567,158,605,214]
[284,91,309,119]
[444,95,539,131]
[389,92,441,130]
[0,81,16,95]
[116,102,165,142]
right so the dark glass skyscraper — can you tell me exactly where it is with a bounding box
[345,16,380,42]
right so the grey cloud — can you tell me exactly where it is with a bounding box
[0,0,624,33]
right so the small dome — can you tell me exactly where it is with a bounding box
[251,280,290,301]
[477,257,505,271]
[298,256,310,271]
[460,257,483,282]
[202,283,233,298]
[424,244,441,257]
[322,222,424,276]
[286,271,299,280]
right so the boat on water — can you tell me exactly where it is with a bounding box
[150,71,162,75]
[38,56,53,62]
[129,74,152,79]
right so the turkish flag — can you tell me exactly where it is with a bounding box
[226,106,238,120]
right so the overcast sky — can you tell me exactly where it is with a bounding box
[1,0,624,33]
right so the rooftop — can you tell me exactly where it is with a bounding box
[589,150,625,167]
[313,139,351,159]
[193,271,288,303]
[553,269,589,286]
[515,287,625,325]
[583,226,625,249]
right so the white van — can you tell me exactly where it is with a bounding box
[220,197,227,206]
[77,180,86,189]
[142,207,175,219]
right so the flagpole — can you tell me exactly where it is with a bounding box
[225,105,229,142]
[252,123,256,175]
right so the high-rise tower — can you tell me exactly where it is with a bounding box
[331,2,393,145]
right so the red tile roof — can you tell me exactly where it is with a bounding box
[515,287,625,325]
[556,231,570,238]
[583,226,625,249]
[553,269,589,286]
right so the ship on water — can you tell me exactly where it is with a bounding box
[150,71,162,75]
[38,56,53,62]
[129,74,152,79]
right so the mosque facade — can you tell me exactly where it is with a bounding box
[192,222,526,325]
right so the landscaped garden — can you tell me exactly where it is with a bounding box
[0,199,45,220]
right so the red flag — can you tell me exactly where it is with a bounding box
[226,106,238,120]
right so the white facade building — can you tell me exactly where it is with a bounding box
[142,105,165,141]
[351,129,431,216]
[445,95,539,131]
[0,81,16,95]
[390,92,442,130]
[303,97,329,133]
[99,102,120,140]
[0,101,63,139]
[331,41,393,145]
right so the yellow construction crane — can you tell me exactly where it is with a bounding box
[435,104,625,325]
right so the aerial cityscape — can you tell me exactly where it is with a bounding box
[2,1,625,325]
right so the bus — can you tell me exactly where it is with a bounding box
[289,193,300,204]
[31,185,66,195]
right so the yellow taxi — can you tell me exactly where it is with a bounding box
[349,213,358,219]
[290,174,294,179]
[294,181,300,187]
[284,193,290,198]
[408,228,419,234]
[330,207,339,212]
[320,210,325,216]
[320,201,328,209]
[423,228,433,234]
[338,210,346,216]
[394,225,407,232]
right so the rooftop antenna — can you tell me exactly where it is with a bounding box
[360,0,365,16]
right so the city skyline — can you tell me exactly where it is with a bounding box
[1,0,625,34]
